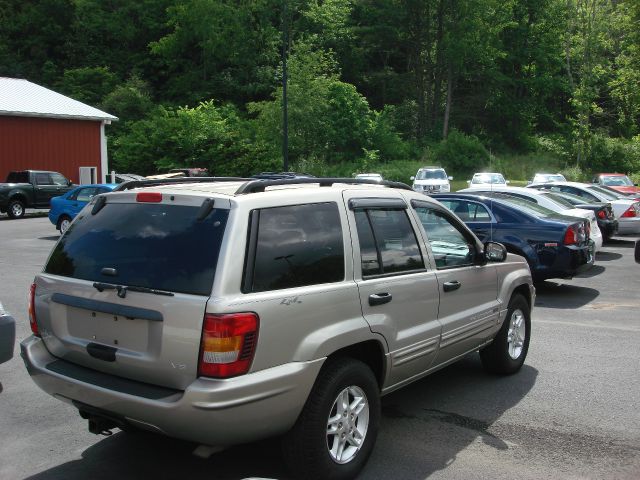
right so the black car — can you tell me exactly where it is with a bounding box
[432,193,594,281]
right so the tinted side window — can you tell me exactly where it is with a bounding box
[7,172,28,183]
[35,173,52,185]
[247,203,344,292]
[75,187,99,202]
[50,173,68,185]
[415,206,475,269]
[355,209,424,277]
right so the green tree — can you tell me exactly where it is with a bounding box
[113,101,276,176]
[56,66,118,106]
[150,0,281,105]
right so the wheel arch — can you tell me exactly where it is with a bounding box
[9,192,28,205]
[325,340,387,389]
[511,283,532,311]
[56,213,72,229]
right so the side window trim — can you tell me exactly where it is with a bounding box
[349,197,407,210]
[360,210,384,276]
[241,210,260,294]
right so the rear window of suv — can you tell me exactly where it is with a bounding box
[44,202,229,296]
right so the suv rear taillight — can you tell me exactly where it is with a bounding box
[28,283,39,336]
[198,313,259,378]
[597,209,606,219]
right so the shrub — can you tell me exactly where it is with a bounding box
[433,130,490,173]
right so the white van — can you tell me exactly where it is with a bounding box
[411,166,452,194]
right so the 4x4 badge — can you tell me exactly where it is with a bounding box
[280,296,302,306]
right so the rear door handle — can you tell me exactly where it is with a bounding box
[369,292,392,306]
[443,281,461,292]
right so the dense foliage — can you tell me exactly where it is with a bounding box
[1,0,638,178]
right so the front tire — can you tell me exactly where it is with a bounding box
[481,294,531,374]
[7,199,25,219]
[282,358,380,480]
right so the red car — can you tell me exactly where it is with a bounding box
[592,173,640,196]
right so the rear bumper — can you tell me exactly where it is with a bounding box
[532,243,594,281]
[21,335,323,447]
[617,217,640,235]
[598,219,618,238]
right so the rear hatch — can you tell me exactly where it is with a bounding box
[35,191,230,390]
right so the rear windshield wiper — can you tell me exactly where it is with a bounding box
[93,282,174,298]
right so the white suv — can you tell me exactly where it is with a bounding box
[411,166,452,194]
[22,176,533,480]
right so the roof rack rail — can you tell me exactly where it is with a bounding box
[112,177,252,192]
[234,177,413,194]
[111,176,413,194]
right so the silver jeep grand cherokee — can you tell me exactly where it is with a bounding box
[21,177,534,479]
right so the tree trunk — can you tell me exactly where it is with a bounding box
[442,64,453,138]
[430,0,445,130]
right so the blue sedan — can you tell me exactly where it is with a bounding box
[432,193,594,281]
[49,184,116,234]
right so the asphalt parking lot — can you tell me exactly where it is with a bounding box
[1,216,639,479]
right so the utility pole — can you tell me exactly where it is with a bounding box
[282,0,289,172]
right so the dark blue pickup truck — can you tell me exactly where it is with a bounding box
[0,170,74,219]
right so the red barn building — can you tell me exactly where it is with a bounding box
[0,77,117,184]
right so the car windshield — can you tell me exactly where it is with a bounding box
[542,191,585,208]
[471,173,505,184]
[601,175,633,186]
[416,170,447,180]
[356,174,382,180]
[535,174,566,182]
[587,185,622,201]
[44,202,229,296]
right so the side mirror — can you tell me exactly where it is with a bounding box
[505,180,511,184]
[467,180,471,184]
[527,180,532,185]
[635,240,640,264]
[448,176,453,181]
[68,180,73,186]
[484,241,507,262]
[634,183,638,187]
[410,176,415,181]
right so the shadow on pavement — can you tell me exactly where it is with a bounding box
[26,430,286,480]
[575,265,606,277]
[604,238,636,248]
[38,236,60,241]
[364,356,538,479]
[595,251,622,261]
[534,281,599,309]
[25,356,538,480]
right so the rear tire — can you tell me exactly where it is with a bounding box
[7,199,25,219]
[58,215,72,234]
[282,358,380,480]
[481,294,531,374]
